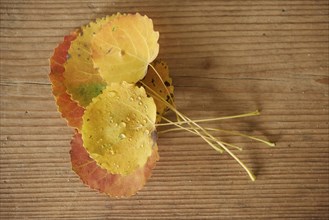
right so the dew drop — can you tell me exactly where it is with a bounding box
[126,117,131,121]
[120,122,126,127]
[130,97,134,101]
[114,123,118,127]
[138,101,142,105]
[144,130,150,135]
[119,133,126,139]
[137,96,142,100]
[113,162,120,169]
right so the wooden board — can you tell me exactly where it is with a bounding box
[1,0,328,219]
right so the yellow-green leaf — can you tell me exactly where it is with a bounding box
[63,15,118,107]
[81,82,157,175]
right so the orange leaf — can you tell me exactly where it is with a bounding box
[49,31,84,129]
[70,133,159,197]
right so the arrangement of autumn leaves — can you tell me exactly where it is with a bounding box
[49,13,174,197]
[49,13,274,198]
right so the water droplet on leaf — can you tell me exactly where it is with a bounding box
[119,133,126,139]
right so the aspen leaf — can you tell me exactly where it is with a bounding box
[63,15,119,107]
[49,31,84,129]
[70,133,159,197]
[140,60,174,123]
[91,13,159,84]
[81,82,157,175]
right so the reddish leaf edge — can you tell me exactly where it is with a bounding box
[70,132,159,198]
[49,30,85,129]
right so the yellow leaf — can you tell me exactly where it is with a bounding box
[63,15,119,107]
[91,13,159,84]
[141,60,174,123]
[81,82,157,175]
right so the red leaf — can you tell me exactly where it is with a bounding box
[49,31,84,129]
[70,133,159,197]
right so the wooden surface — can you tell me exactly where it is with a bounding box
[1,0,328,219]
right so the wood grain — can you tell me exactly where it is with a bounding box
[0,0,328,219]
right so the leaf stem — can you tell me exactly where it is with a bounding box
[141,81,256,181]
[217,141,256,181]
[141,81,225,153]
[161,117,224,153]
[158,126,275,147]
[156,110,260,127]
[159,119,243,151]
